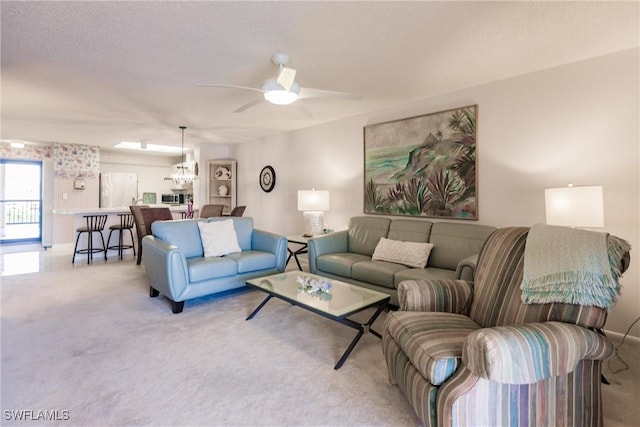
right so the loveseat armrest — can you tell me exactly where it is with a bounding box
[252,229,288,271]
[455,254,479,281]
[397,279,473,314]
[141,235,189,301]
[308,230,348,273]
[463,321,615,385]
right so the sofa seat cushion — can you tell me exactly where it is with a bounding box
[395,267,457,286]
[223,250,277,273]
[351,260,407,289]
[187,257,238,282]
[316,253,371,278]
[385,311,480,385]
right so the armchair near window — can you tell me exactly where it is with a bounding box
[383,227,630,427]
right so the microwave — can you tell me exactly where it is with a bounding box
[161,193,191,204]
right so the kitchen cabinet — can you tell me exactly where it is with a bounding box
[206,159,236,215]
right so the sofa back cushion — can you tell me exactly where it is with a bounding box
[152,219,206,258]
[208,217,254,251]
[348,216,391,256]
[387,219,433,243]
[428,222,496,270]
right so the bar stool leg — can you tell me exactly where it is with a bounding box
[72,231,82,264]
[106,229,115,261]
[87,230,93,264]
[118,228,124,259]
[100,231,107,261]
[128,228,136,256]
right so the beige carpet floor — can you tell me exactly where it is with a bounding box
[1,246,638,426]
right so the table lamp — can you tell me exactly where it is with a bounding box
[297,189,330,237]
[544,184,604,228]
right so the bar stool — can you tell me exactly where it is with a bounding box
[72,214,108,264]
[106,213,136,260]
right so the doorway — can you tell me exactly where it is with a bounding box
[0,159,43,244]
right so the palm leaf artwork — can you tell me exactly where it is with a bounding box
[364,105,477,219]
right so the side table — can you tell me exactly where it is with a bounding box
[286,235,310,271]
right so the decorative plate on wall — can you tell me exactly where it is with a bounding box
[259,165,276,193]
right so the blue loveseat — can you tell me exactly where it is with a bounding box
[142,217,287,313]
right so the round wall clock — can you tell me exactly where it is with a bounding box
[259,165,276,193]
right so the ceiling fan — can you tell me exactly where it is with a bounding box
[198,52,361,114]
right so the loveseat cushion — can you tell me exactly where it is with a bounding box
[351,260,407,289]
[224,250,277,273]
[187,257,238,282]
[347,217,391,256]
[385,311,481,385]
[316,253,371,277]
[152,219,206,259]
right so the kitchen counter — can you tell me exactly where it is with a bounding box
[55,205,199,259]
[52,205,194,215]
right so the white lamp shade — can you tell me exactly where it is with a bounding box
[544,185,604,228]
[297,190,330,212]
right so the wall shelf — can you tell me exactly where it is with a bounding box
[206,159,236,215]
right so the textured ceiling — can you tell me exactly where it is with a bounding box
[1,1,638,155]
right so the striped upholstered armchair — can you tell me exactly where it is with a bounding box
[383,226,630,427]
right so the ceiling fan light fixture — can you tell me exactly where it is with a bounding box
[262,79,299,105]
[264,89,298,105]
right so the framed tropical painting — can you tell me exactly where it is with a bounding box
[363,105,477,220]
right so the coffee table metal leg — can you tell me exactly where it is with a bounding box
[293,251,303,271]
[246,295,273,320]
[334,302,387,370]
[334,329,364,370]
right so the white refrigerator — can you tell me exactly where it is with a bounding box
[99,173,138,208]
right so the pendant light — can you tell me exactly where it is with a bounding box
[171,126,195,186]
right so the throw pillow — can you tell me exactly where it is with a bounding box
[371,237,433,268]
[197,219,242,257]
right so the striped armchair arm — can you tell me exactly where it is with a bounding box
[397,279,473,314]
[462,321,615,385]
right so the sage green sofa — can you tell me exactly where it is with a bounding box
[308,216,496,306]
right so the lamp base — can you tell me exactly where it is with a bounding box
[303,211,324,237]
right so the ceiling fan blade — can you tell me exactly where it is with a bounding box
[298,87,361,101]
[276,67,296,91]
[296,100,314,118]
[233,98,265,113]
[197,84,264,94]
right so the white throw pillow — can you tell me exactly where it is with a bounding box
[371,237,433,268]
[197,219,242,257]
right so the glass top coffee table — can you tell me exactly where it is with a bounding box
[246,271,390,369]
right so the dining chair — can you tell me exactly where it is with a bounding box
[199,204,224,218]
[229,205,246,217]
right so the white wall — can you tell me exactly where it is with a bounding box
[229,48,639,338]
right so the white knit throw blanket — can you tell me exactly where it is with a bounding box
[521,223,619,309]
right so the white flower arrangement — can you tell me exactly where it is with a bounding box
[296,275,333,301]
